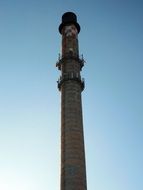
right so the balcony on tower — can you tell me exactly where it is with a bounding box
[56,53,85,70]
[57,72,85,91]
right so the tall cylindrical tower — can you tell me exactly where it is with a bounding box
[57,12,87,190]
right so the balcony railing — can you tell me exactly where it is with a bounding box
[57,72,85,91]
[56,53,85,70]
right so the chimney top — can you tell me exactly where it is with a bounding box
[59,12,80,34]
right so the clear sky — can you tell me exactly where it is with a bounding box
[0,0,143,190]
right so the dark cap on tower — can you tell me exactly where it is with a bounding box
[59,12,80,34]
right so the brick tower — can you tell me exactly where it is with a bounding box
[56,12,87,190]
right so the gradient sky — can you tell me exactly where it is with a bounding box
[0,0,143,190]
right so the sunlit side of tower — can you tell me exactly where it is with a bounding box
[56,12,87,190]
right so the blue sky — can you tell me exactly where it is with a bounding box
[0,0,143,190]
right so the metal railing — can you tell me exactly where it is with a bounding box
[57,72,85,91]
[56,53,85,70]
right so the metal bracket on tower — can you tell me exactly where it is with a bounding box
[57,72,85,91]
[56,53,85,70]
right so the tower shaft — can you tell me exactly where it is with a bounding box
[57,12,87,190]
